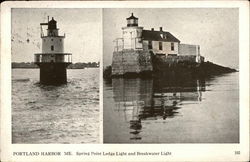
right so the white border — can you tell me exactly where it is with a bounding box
[99,8,104,144]
[1,1,249,162]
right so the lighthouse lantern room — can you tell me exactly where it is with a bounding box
[34,16,72,85]
[118,13,143,50]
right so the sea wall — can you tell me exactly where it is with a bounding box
[112,49,153,75]
[160,55,204,63]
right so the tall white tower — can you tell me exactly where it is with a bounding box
[122,13,143,50]
[34,17,72,85]
[41,17,64,54]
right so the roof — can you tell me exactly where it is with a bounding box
[126,13,138,20]
[49,17,57,23]
[142,30,180,42]
[48,17,57,29]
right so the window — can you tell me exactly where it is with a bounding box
[60,39,62,42]
[148,41,152,49]
[51,45,54,51]
[44,39,46,42]
[159,42,162,50]
[171,43,174,51]
[51,39,53,41]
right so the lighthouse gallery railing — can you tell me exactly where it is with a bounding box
[114,38,143,52]
[34,53,72,63]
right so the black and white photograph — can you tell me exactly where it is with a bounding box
[1,1,249,162]
[103,8,239,143]
[11,8,101,144]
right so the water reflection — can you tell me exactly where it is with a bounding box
[112,77,206,141]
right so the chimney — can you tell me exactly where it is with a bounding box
[160,27,163,31]
[151,28,154,31]
[48,16,49,22]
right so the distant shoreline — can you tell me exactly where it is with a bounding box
[12,67,99,69]
[11,62,100,69]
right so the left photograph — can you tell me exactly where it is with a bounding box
[11,8,101,143]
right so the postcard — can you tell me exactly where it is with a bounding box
[1,1,249,161]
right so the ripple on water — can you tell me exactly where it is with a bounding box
[12,68,99,144]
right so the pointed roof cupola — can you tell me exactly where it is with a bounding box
[126,13,138,27]
[48,17,57,30]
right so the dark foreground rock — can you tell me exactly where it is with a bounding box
[153,61,237,78]
[104,61,237,80]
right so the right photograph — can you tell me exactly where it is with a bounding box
[103,8,239,143]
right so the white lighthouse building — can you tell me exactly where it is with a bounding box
[121,13,143,50]
[112,13,205,76]
[42,17,64,54]
[34,17,72,84]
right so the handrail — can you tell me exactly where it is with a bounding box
[113,37,143,52]
[34,53,72,55]
[34,53,72,63]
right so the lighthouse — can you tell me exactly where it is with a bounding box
[34,17,72,85]
[121,13,143,50]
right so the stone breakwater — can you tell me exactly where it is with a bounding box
[104,60,237,80]
[109,49,236,79]
[152,56,237,78]
[112,50,152,76]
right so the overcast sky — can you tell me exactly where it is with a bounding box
[103,8,239,69]
[12,8,101,63]
[12,8,239,69]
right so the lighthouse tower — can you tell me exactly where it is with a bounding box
[121,13,143,50]
[112,13,152,76]
[34,17,72,85]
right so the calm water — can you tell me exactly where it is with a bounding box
[12,68,99,144]
[104,72,239,143]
